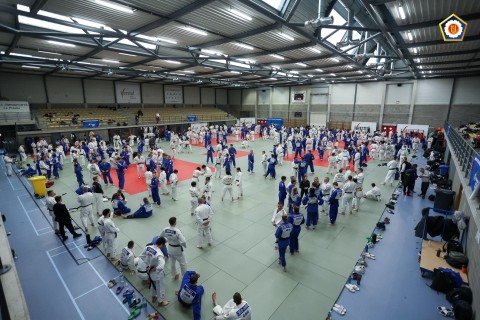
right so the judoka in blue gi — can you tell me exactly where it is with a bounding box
[328,182,342,225]
[303,150,315,174]
[275,215,292,272]
[206,144,214,164]
[302,187,323,229]
[99,158,113,185]
[264,154,278,179]
[247,150,254,173]
[115,158,127,190]
[74,162,84,187]
[288,206,305,254]
[228,144,237,167]
[278,176,287,205]
[176,271,204,320]
[125,197,153,219]
[150,172,161,206]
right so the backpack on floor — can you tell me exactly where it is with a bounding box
[430,268,455,293]
[447,287,473,305]
[428,195,436,201]
[443,240,464,255]
[453,300,473,320]
[445,251,469,269]
[438,267,463,288]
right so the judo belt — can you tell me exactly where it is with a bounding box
[169,244,183,252]
[388,168,397,170]
[344,192,353,194]
[70,203,93,210]
[280,237,290,240]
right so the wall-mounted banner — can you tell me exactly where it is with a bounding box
[469,155,480,195]
[0,101,30,113]
[236,118,256,127]
[115,82,141,103]
[291,91,306,104]
[164,86,183,104]
[351,121,377,133]
[396,124,429,137]
[82,120,100,128]
[439,13,468,42]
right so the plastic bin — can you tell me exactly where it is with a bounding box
[439,165,449,176]
[28,176,47,197]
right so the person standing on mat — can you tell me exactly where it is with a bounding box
[99,158,114,186]
[418,167,430,199]
[134,153,145,178]
[160,217,187,280]
[123,197,153,219]
[92,176,104,217]
[53,195,82,241]
[170,169,179,201]
[265,154,278,179]
[46,190,59,234]
[381,158,398,187]
[77,186,95,233]
[278,176,287,205]
[288,206,304,255]
[74,162,85,187]
[176,271,204,320]
[275,214,292,272]
[206,143,214,165]
[228,144,237,167]
[328,182,342,225]
[195,197,213,249]
[247,149,254,174]
[150,172,161,207]
[103,208,120,262]
[139,236,169,307]
[114,157,127,191]
[302,187,322,230]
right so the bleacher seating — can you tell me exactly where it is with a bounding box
[33,105,236,130]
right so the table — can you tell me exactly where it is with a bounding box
[420,239,469,284]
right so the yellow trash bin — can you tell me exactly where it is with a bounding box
[28,176,47,197]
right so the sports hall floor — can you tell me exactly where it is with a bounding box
[1,136,450,319]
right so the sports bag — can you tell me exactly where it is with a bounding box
[443,240,464,255]
[446,287,473,305]
[438,267,463,288]
[453,300,473,320]
[445,251,469,269]
[430,268,455,293]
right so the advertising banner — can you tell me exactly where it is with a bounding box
[470,154,480,194]
[352,121,377,133]
[82,120,100,128]
[236,118,256,127]
[115,82,141,104]
[0,101,30,113]
[396,124,429,137]
[164,86,183,104]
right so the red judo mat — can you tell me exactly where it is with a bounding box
[109,159,215,195]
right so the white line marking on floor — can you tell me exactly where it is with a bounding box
[71,242,130,314]
[47,251,86,320]
[17,195,39,236]
[74,283,106,300]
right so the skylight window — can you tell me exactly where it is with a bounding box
[260,0,285,10]
[18,15,83,34]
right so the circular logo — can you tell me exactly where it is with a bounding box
[444,20,463,38]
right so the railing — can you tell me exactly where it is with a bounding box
[0,112,33,123]
[444,121,479,180]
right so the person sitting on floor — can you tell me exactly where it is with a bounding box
[20,163,37,177]
[123,197,153,219]
[175,271,204,320]
[112,192,131,216]
[363,183,382,201]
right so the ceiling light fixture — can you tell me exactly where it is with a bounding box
[295,63,307,67]
[201,49,224,56]
[407,31,413,41]
[47,40,75,47]
[269,54,284,60]
[164,60,181,64]
[397,1,406,20]
[102,59,120,63]
[346,65,353,69]
[330,73,336,76]
[412,48,418,54]
[183,26,208,36]
[230,71,241,74]
[232,42,254,50]
[332,58,340,62]
[118,52,137,57]
[229,8,252,21]
[315,69,324,72]
[279,33,295,41]
[320,78,325,80]
[268,78,277,80]
[309,47,321,53]
[22,65,40,69]
[95,0,133,13]
[38,50,62,55]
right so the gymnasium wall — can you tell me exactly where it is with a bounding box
[1,72,479,128]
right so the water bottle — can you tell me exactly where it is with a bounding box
[142,297,147,311]
[364,243,369,253]
[119,272,125,286]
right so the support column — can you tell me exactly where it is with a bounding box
[408,80,418,124]
[269,88,273,118]
[43,75,50,109]
[446,78,456,122]
[378,82,387,128]
[306,88,311,125]
[326,84,332,126]
[351,83,358,121]
[254,90,258,119]
[81,78,87,108]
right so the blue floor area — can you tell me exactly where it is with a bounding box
[335,152,451,320]
[0,156,163,320]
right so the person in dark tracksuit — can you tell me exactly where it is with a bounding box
[275,215,292,272]
[288,206,304,255]
[328,182,342,225]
